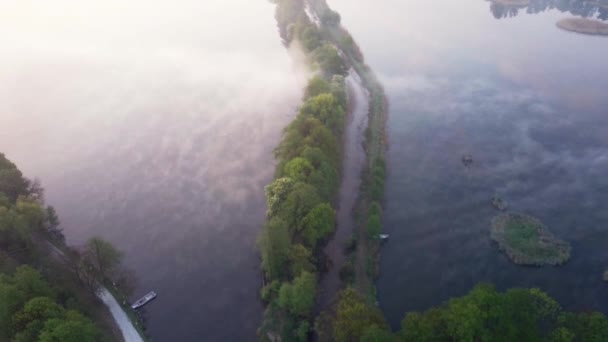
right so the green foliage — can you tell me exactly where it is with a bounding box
[320,9,341,26]
[274,0,303,42]
[0,192,9,208]
[299,25,323,52]
[301,203,335,247]
[295,320,311,342]
[12,266,54,299]
[332,288,389,342]
[284,158,314,183]
[278,271,316,317]
[15,197,46,230]
[329,75,348,108]
[0,153,30,202]
[0,267,101,341]
[398,283,605,342]
[300,147,339,201]
[261,280,282,303]
[304,76,331,99]
[370,158,386,202]
[367,214,382,238]
[265,178,296,218]
[313,44,347,77]
[300,93,345,134]
[276,116,339,166]
[281,182,321,232]
[361,324,397,342]
[262,1,357,339]
[289,244,316,277]
[39,311,99,342]
[259,218,292,280]
[83,237,123,280]
[13,296,63,326]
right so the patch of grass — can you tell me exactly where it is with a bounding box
[491,213,571,266]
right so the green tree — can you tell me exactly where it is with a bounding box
[265,178,296,218]
[320,9,341,26]
[45,206,61,235]
[12,266,53,299]
[39,311,99,342]
[361,324,396,342]
[367,214,382,238]
[12,297,63,335]
[15,198,46,230]
[400,310,444,342]
[301,203,335,246]
[300,147,339,201]
[284,158,314,183]
[259,218,292,280]
[370,158,386,202]
[313,44,347,77]
[289,244,316,277]
[299,25,322,52]
[333,288,388,342]
[276,117,339,166]
[0,192,10,208]
[295,320,311,342]
[0,279,26,336]
[282,182,321,232]
[304,76,331,99]
[278,271,316,317]
[83,237,123,280]
[300,93,345,135]
[0,153,29,202]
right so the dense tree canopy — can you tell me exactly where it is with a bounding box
[332,288,390,342]
[398,284,608,342]
[278,271,316,317]
[83,237,123,280]
[0,153,30,202]
[0,267,101,341]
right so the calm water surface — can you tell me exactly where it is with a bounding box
[329,0,608,329]
[0,1,304,340]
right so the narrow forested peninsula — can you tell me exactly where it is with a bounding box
[259,0,388,340]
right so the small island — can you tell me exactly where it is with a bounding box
[557,18,608,36]
[490,213,571,266]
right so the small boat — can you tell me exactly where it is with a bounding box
[131,291,157,310]
[379,234,390,240]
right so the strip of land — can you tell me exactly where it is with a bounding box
[557,17,608,36]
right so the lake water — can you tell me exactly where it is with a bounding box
[0,1,305,340]
[329,0,608,330]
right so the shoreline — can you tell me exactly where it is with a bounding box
[557,17,608,36]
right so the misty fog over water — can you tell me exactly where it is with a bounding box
[329,0,608,330]
[0,1,306,340]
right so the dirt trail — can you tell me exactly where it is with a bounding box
[317,69,370,310]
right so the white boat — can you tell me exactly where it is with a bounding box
[379,234,390,240]
[131,291,157,310]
